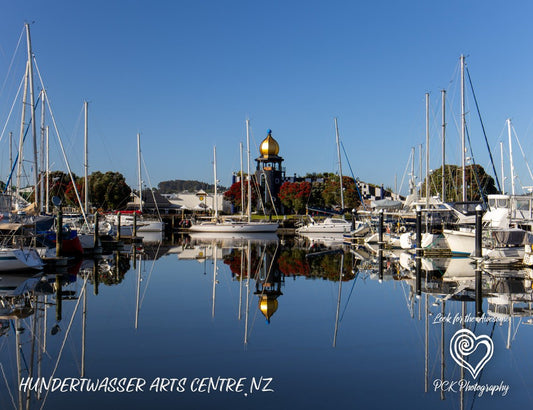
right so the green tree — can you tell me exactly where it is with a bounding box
[422,164,498,202]
[89,171,131,210]
[157,179,221,193]
[309,180,325,209]
[321,175,360,210]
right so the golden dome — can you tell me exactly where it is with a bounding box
[259,129,279,157]
[259,297,278,323]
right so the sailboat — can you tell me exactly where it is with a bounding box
[296,118,352,234]
[106,133,165,235]
[444,118,533,258]
[0,24,44,269]
[189,120,278,234]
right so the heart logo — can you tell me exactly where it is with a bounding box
[450,329,494,379]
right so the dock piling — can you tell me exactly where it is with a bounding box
[56,208,63,257]
[475,205,483,258]
[55,275,62,322]
[415,255,422,296]
[475,269,483,317]
[116,212,121,241]
[416,205,422,256]
[378,209,384,244]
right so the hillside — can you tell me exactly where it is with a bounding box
[157,179,227,194]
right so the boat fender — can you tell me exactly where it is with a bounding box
[101,222,112,234]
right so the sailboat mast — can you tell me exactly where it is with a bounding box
[425,92,430,207]
[16,318,23,410]
[334,118,345,211]
[84,101,89,214]
[507,118,516,195]
[135,253,141,329]
[461,54,467,201]
[410,147,415,195]
[246,120,251,222]
[212,243,217,318]
[9,131,13,194]
[440,301,446,400]
[240,142,244,217]
[244,240,251,345]
[16,61,29,202]
[500,141,505,195]
[40,89,46,213]
[137,133,142,213]
[441,89,446,202]
[238,248,244,320]
[424,293,429,392]
[26,23,39,209]
[81,281,87,376]
[419,144,423,197]
[213,146,218,220]
[45,126,49,213]
[333,252,344,347]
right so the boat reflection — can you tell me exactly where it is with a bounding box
[0,248,149,410]
[0,269,75,410]
[379,247,533,408]
[3,234,533,409]
[177,235,359,346]
[297,232,346,248]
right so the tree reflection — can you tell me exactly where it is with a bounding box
[223,244,356,281]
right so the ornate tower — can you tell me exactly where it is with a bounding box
[255,129,284,213]
[254,245,283,324]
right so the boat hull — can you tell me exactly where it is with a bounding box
[189,232,279,243]
[119,221,165,236]
[443,229,474,255]
[296,218,351,234]
[189,222,278,233]
[0,248,43,271]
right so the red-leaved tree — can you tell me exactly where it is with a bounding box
[224,180,258,213]
[278,181,311,214]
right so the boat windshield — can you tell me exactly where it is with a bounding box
[515,199,530,211]
[496,198,509,208]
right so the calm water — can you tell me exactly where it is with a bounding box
[1,234,532,409]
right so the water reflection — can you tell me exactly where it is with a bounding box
[0,239,166,410]
[176,234,359,348]
[1,270,75,410]
[386,249,533,408]
[0,235,532,409]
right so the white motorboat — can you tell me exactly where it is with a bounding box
[298,232,346,247]
[399,231,449,251]
[442,228,475,255]
[296,217,351,234]
[106,212,165,235]
[0,248,43,271]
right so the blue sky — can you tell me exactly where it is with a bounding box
[2,0,533,195]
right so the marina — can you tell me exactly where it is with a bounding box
[3,2,533,409]
[1,234,532,409]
